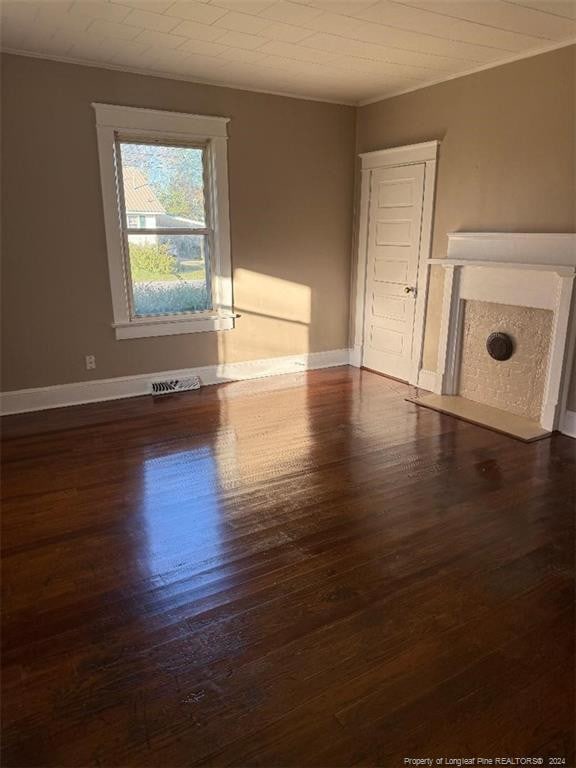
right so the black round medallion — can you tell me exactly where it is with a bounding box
[486,332,514,361]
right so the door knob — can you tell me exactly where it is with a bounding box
[404,286,415,294]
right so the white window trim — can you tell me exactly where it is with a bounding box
[93,103,234,340]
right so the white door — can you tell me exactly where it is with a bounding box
[362,163,425,381]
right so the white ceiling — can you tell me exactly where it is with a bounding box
[2,0,575,104]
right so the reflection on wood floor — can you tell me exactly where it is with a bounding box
[1,367,574,767]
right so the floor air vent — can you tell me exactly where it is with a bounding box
[150,376,201,396]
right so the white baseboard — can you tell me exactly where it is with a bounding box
[561,409,576,438]
[0,348,352,416]
[349,345,362,368]
[417,369,440,392]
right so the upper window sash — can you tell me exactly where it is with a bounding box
[93,103,233,340]
[115,134,212,235]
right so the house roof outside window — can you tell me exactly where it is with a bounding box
[122,166,204,228]
[122,167,165,215]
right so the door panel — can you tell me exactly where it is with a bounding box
[375,219,413,245]
[372,284,409,322]
[371,326,405,355]
[374,259,409,284]
[372,296,405,322]
[362,163,425,381]
[377,179,415,207]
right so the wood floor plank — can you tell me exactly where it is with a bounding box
[1,368,574,767]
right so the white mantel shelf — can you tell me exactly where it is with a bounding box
[443,232,576,267]
[428,258,576,276]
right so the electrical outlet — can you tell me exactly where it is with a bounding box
[85,355,96,370]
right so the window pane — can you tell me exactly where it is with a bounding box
[128,235,211,317]
[119,142,206,228]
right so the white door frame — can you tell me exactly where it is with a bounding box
[351,141,439,385]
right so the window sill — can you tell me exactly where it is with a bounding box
[113,314,236,340]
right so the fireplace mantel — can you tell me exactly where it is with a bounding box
[431,233,576,432]
[439,232,576,267]
[429,259,575,277]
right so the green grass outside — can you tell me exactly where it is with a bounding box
[131,260,206,283]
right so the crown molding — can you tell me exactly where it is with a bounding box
[358,37,576,107]
[0,48,356,107]
[2,37,574,112]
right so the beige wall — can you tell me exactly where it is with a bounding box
[3,47,575,409]
[1,53,356,391]
[356,45,576,408]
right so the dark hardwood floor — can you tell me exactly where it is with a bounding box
[1,367,574,767]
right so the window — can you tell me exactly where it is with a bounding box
[127,214,151,229]
[93,104,233,339]
[118,141,212,318]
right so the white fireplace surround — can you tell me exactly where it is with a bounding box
[430,233,576,432]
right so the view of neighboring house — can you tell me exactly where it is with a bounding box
[122,166,164,244]
[122,166,204,244]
